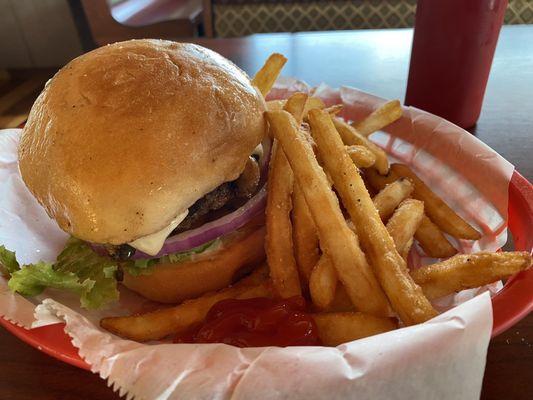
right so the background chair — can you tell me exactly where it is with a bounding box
[81,0,203,46]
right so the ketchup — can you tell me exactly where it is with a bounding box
[175,296,321,347]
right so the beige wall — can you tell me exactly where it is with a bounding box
[0,0,83,68]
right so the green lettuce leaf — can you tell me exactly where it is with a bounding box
[1,237,223,308]
[8,261,94,297]
[0,245,20,276]
[122,238,222,276]
[4,238,119,309]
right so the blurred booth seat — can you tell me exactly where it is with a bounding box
[205,0,533,38]
[207,0,417,37]
[81,0,203,46]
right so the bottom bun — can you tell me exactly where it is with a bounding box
[122,225,266,303]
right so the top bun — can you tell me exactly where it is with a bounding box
[18,39,266,244]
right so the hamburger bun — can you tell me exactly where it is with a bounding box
[123,223,266,303]
[18,39,266,245]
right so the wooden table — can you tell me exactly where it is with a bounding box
[1,26,531,400]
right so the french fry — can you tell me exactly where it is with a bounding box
[272,96,325,282]
[303,96,326,119]
[266,99,285,112]
[412,252,531,300]
[415,216,457,258]
[372,178,414,220]
[366,168,458,257]
[265,110,390,317]
[265,93,310,298]
[100,267,272,341]
[324,104,344,116]
[391,164,482,240]
[346,145,377,168]
[252,53,287,97]
[326,285,354,312]
[309,255,337,310]
[284,92,308,125]
[403,238,414,261]
[267,94,310,116]
[386,199,424,259]
[351,100,403,137]
[361,173,378,197]
[308,109,437,325]
[332,117,389,174]
[312,312,398,346]
[266,141,301,298]
[292,183,320,284]
[364,166,399,189]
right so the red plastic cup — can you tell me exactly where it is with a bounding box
[405,0,508,128]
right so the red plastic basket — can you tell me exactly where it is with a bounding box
[0,171,531,371]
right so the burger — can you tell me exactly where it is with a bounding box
[2,39,270,308]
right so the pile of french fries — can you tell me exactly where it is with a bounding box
[101,54,531,346]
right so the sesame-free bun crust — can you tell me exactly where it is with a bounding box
[19,39,266,244]
[123,224,266,303]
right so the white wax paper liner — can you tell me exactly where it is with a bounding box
[38,293,492,400]
[0,82,515,399]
